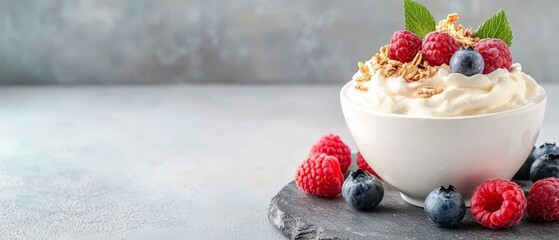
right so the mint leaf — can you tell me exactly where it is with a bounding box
[403,0,436,38]
[475,10,513,46]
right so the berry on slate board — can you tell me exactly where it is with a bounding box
[513,146,537,180]
[530,154,559,182]
[515,143,559,180]
[424,185,466,227]
[533,142,559,158]
[474,38,512,74]
[356,152,381,180]
[309,134,352,174]
[342,169,384,210]
[422,31,459,66]
[449,47,484,76]
[389,30,422,63]
[527,178,559,222]
[295,153,344,197]
[470,178,526,229]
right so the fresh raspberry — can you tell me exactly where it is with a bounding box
[422,31,459,66]
[309,134,352,174]
[389,30,422,63]
[527,178,559,222]
[470,178,527,229]
[356,152,381,180]
[295,153,344,197]
[474,38,512,74]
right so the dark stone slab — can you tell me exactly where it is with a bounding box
[268,178,559,240]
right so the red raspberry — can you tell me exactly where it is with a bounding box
[309,134,352,173]
[527,178,559,222]
[422,31,459,66]
[389,30,422,63]
[356,152,381,180]
[470,178,526,229]
[474,38,512,74]
[295,153,344,197]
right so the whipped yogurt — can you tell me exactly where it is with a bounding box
[347,62,542,117]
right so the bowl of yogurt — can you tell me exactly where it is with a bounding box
[340,63,547,207]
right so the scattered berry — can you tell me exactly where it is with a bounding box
[389,30,422,63]
[309,134,352,174]
[474,38,512,74]
[513,146,537,180]
[449,47,484,76]
[530,154,559,182]
[356,152,381,179]
[422,31,459,66]
[520,143,559,181]
[424,185,466,227]
[533,142,559,159]
[295,153,344,197]
[342,169,384,210]
[470,178,526,229]
[527,178,559,222]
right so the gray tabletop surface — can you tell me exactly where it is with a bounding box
[0,84,558,239]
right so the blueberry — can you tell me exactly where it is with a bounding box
[533,142,559,159]
[424,185,465,227]
[515,143,559,180]
[449,47,484,76]
[513,146,537,180]
[342,169,384,210]
[530,154,559,182]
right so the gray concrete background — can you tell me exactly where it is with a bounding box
[0,0,556,84]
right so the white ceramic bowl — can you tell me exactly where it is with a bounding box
[340,82,547,207]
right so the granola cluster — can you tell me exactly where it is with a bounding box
[436,13,479,48]
[416,86,444,98]
[354,45,438,91]
[372,45,438,82]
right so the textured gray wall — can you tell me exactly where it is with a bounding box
[0,0,556,84]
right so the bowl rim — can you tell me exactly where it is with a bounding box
[340,81,547,120]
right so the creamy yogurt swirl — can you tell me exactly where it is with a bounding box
[347,63,541,117]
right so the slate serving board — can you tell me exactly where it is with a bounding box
[268,177,559,240]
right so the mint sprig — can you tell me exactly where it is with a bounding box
[403,0,436,38]
[475,10,513,46]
